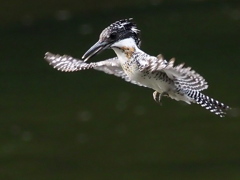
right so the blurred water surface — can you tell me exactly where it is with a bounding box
[1,1,240,180]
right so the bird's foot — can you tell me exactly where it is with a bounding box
[153,91,168,105]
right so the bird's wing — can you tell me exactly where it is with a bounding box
[163,58,208,91]
[44,52,93,72]
[44,52,147,87]
[143,54,208,91]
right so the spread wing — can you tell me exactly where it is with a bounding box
[144,54,208,91]
[44,52,208,91]
[44,52,147,87]
[163,58,208,91]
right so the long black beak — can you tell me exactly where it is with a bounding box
[82,41,110,62]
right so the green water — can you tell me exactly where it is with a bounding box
[1,2,240,180]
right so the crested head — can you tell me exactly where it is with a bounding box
[82,18,141,61]
[99,18,141,48]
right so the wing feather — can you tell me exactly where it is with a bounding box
[44,52,146,87]
[44,52,208,91]
[143,54,208,91]
[160,57,208,91]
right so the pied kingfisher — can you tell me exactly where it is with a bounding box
[45,18,230,117]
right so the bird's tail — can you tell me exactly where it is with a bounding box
[187,91,230,117]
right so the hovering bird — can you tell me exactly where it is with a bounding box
[45,18,230,117]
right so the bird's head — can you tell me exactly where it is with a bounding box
[82,18,141,61]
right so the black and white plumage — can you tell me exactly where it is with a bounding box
[45,18,230,117]
[44,52,145,87]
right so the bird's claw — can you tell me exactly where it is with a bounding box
[153,91,168,105]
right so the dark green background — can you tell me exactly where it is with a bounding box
[1,1,240,179]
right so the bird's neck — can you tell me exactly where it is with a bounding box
[111,38,140,64]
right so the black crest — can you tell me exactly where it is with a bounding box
[109,18,139,33]
[100,18,141,47]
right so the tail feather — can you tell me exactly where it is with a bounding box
[187,90,230,117]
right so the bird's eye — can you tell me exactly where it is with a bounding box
[109,32,117,39]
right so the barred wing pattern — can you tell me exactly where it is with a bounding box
[44,52,147,87]
[163,59,208,91]
[45,52,92,72]
[44,52,229,117]
[45,52,208,92]
[151,55,208,91]
[137,54,208,91]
